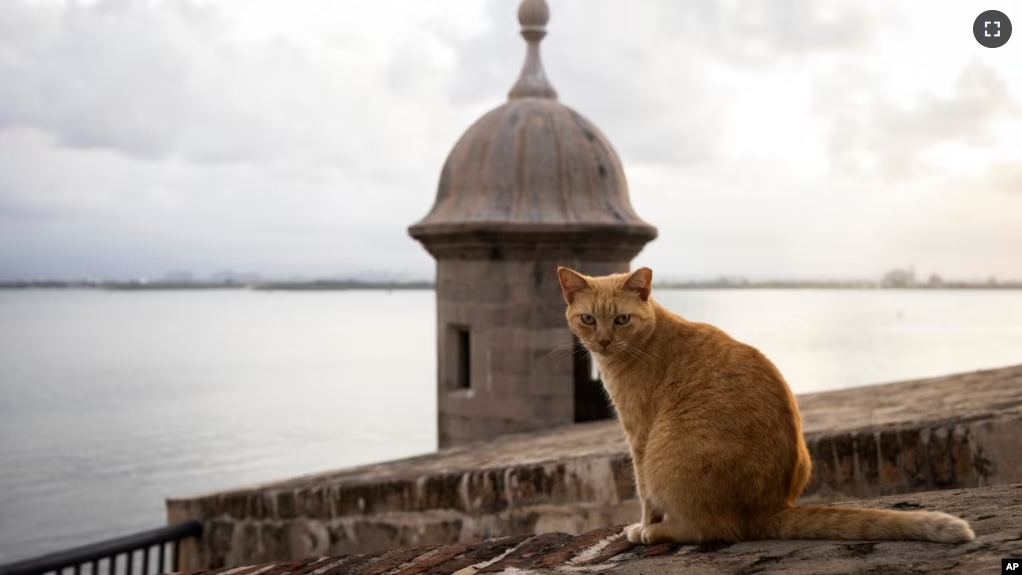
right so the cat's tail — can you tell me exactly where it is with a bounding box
[760,506,975,543]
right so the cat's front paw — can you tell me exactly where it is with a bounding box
[640,524,662,545]
[624,523,644,544]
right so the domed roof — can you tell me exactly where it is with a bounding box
[409,0,656,246]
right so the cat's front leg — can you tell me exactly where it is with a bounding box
[640,496,664,525]
[626,498,664,543]
[625,461,664,543]
[624,439,662,542]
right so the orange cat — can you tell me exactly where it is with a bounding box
[557,266,975,545]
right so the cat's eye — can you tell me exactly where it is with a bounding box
[614,314,631,326]
[580,314,596,325]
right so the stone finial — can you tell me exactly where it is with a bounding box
[508,0,558,100]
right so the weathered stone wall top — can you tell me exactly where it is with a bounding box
[181,417,629,497]
[170,364,1022,500]
[796,363,1022,432]
[166,365,1022,568]
[170,483,1022,575]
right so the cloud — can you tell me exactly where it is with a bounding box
[823,62,1019,178]
[870,164,1022,279]
[656,0,876,65]
[0,0,1019,282]
[0,1,463,169]
[980,162,1022,196]
[444,0,879,168]
[0,0,472,278]
[0,1,206,159]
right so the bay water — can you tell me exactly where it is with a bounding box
[1,288,1021,563]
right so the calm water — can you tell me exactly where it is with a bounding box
[1,288,1021,563]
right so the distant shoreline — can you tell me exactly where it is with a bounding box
[0,280,435,291]
[2,280,1021,291]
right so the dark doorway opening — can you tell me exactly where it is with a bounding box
[573,336,613,422]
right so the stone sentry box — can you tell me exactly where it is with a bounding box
[408,0,657,447]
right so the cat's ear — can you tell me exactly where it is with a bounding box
[624,267,653,301]
[557,266,590,304]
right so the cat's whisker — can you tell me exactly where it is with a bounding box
[544,339,586,358]
[547,337,596,359]
[620,346,655,373]
[633,348,659,373]
[627,345,662,373]
[546,343,594,361]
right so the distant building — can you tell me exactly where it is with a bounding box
[408,0,657,447]
[209,270,263,284]
[881,267,916,288]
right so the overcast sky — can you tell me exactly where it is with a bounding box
[0,0,1019,281]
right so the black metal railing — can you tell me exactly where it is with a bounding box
[0,521,203,575]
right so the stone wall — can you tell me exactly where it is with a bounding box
[170,484,1022,575]
[166,365,1022,571]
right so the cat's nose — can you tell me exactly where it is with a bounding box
[597,337,612,348]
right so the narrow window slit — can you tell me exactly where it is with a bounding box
[450,325,471,390]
